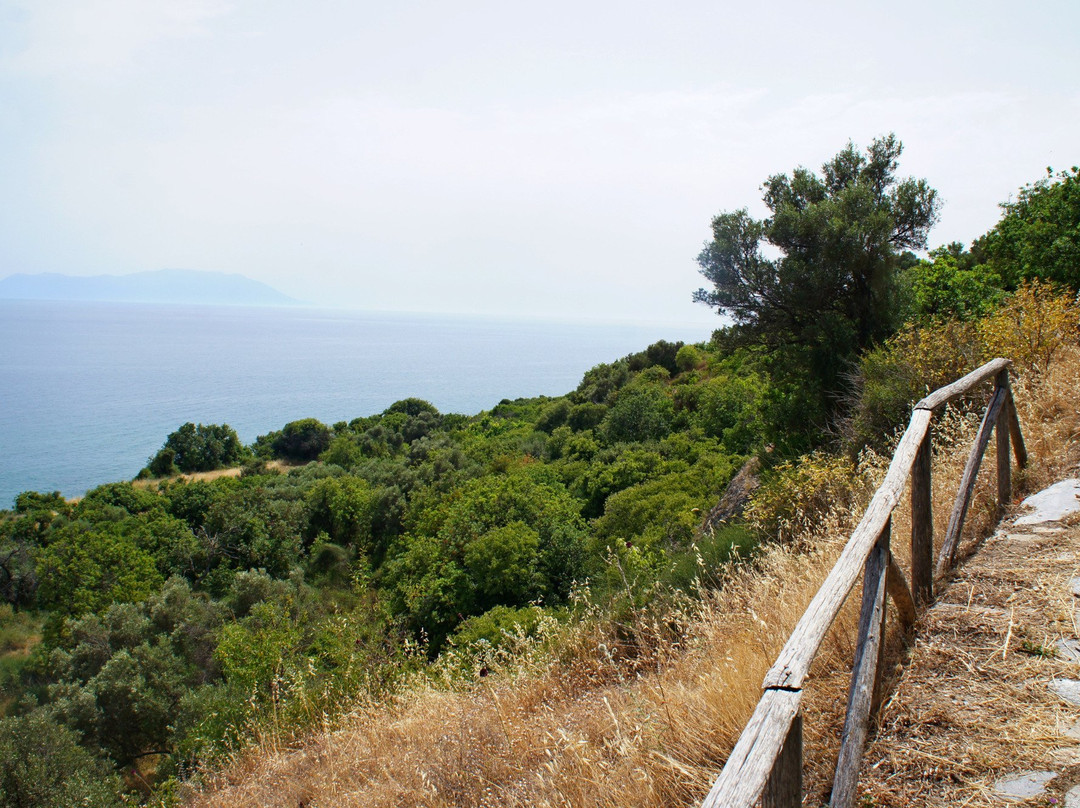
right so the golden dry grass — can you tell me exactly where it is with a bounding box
[132,459,295,490]
[182,347,1080,808]
[861,514,1080,806]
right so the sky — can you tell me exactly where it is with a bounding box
[0,1,1077,325]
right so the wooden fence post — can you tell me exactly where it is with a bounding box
[1007,388,1028,468]
[996,370,1011,515]
[763,711,802,808]
[936,385,1008,577]
[910,430,933,606]
[831,520,891,808]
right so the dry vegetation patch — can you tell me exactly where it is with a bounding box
[861,518,1080,806]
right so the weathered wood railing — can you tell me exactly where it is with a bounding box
[701,358,1027,808]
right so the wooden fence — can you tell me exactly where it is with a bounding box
[700,358,1028,808]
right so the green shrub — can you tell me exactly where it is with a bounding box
[151,422,246,474]
[675,344,702,372]
[0,711,124,808]
[662,523,757,591]
[449,605,546,651]
[261,418,332,462]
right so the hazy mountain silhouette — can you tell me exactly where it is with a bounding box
[0,269,301,306]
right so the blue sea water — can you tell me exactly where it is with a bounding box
[0,301,715,506]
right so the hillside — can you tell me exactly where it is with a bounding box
[0,269,300,306]
[182,349,1080,808]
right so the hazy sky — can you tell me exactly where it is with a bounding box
[1,1,1077,325]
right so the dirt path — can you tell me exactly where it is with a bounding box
[861,479,1080,806]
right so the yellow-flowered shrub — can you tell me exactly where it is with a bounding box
[977,279,1079,374]
[849,281,1079,449]
[746,452,874,544]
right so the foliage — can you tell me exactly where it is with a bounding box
[602,382,673,443]
[902,243,1005,321]
[745,452,871,544]
[675,344,702,372]
[150,422,246,474]
[0,711,124,808]
[35,523,163,621]
[980,166,1080,289]
[303,476,377,552]
[593,454,740,553]
[694,134,939,411]
[261,418,333,462]
[320,435,364,469]
[448,604,548,652]
[384,468,588,649]
[850,280,1079,448]
[976,279,1080,374]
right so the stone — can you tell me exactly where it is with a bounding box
[1058,639,1080,664]
[1067,783,1080,808]
[1014,479,1080,525]
[1050,678,1080,705]
[992,770,1055,800]
[1070,577,1080,598]
[1046,745,1080,766]
[1063,719,1080,741]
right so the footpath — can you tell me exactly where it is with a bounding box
[860,478,1080,806]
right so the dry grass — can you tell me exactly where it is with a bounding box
[182,347,1080,808]
[855,346,1080,806]
[860,517,1080,806]
[132,460,295,490]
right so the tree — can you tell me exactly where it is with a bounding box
[902,244,1004,321]
[979,166,1080,289]
[266,418,332,462]
[151,422,246,474]
[35,523,163,620]
[694,135,939,408]
[385,398,440,418]
[0,712,123,808]
[304,476,377,551]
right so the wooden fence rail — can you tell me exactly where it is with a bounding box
[700,358,1027,808]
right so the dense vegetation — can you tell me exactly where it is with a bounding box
[1,139,1076,807]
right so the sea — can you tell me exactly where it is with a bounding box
[0,300,716,507]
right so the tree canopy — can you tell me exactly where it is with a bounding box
[150,422,246,475]
[694,134,939,406]
[978,166,1080,289]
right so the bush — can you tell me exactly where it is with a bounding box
[849,280,1080,450]
[981,165,1080,288]
[746,452,871,544]
[320,436,364,469]
[675,344,702,372]
[262,418,332,462]
[0,712,123,807]
[536,399,571,433]
[602,386,673,443]
[663,523,757,591]
[385,398,440,418]
[977,279,1079,374]
[147,447,177,477]
[574,361,630,405]
[902,246,1004,322]
[449,605,546,651]
[152,422,246,474]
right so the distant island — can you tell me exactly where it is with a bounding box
[0,268,301,306]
